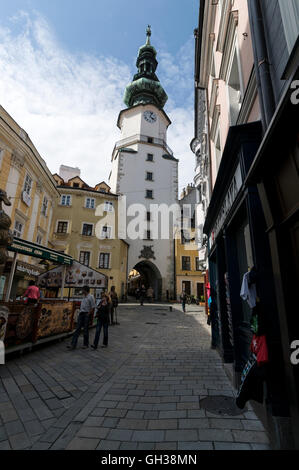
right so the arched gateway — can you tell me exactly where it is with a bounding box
[134,260,162,301]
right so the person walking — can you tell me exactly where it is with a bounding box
[146,286,154,303]
[91,292,110,349]
[21,280,40,304]
[180,290,187,313]
[67,286,95,350]
[109,286,119,325]
[139,284,146,306]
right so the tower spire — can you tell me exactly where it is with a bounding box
[123,26,168,109]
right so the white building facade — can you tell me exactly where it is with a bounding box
[109,27,178,300]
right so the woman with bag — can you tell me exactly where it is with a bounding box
[91,292,111,349]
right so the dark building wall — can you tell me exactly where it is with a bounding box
[260,0,289,103]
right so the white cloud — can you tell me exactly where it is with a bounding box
[0,11,195,193]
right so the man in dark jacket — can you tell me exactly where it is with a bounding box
[139,284,146,306]
[91,292,110,349]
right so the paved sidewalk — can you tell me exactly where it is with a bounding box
[0,303,271,450]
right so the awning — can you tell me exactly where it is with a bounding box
[8,237,73,265]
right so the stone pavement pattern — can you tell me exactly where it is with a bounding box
[0,304,271,450]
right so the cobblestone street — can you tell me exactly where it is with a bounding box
[0,304,270,450]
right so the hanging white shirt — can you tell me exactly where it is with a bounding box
[240,271,256,308]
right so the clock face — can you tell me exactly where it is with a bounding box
[143,110,157,123]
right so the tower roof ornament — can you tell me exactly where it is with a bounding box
[123,25,168,109]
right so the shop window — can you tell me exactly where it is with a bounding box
[104,201,113,212]
[227,48,242,125]
[101,226,111,238]
[182,280,191,295]
[42,196,48,216]
[85,198,95,209]
[57,221,68,233]
[278,0,299,53]
[99,253,110,269]
[13,220,23,238]
[23,174,32,195]
[79,251,90,266]
[146,189,153,199]
[146,172,153,181]
[182,256,191,271]
[82,223,93,236]
[147,153,154,161]
[61,194,71,206]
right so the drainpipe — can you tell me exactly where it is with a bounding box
[247,0,276,130]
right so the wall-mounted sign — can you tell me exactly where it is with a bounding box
[210,164,243,246]
[16,264,41,277]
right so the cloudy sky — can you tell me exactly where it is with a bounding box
[0,1,199,193]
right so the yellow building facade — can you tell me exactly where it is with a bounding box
[0,105,60,299]
[51,174,128,300]
[175,228,205,302]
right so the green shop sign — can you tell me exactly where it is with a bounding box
[8,237,73,265]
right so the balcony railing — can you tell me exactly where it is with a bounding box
[114,134,173,156]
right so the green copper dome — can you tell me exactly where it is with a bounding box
[123,26,168,109]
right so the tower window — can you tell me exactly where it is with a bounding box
[146,172,153,181]
[146,190,153,199]
[147,154,154,161]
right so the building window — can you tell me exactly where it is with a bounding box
[42,196,48,216]
[101,226,112,238]
[13,221,23,238]
[146,172,153,181]
[61,195,71,206]
[85,198,95,209]
[79,251,90,266]
[57,221,68,233]
[104,201,113,212]
[215,129,222,170]
[36,234,43,245]
[147,137,153,143]
[182,256,191,271]
[146,230,151,240]
[146,211,151,221]
[146,189,153,199]
[147,153,154,161]
[278,0,299,53]
[23,174,32,195]
[73,183,80,188]
[227,47,242,125]
[99,253,110,269]
[195,257,201,271]
[82,223,93,236]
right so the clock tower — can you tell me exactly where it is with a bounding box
[109,26,178,300]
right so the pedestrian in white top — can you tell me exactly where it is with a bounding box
[67,286,95,350]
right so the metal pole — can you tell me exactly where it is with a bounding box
[5,252,18,302]
[60,265,67,299]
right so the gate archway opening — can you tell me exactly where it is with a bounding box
[128,260,162,301]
